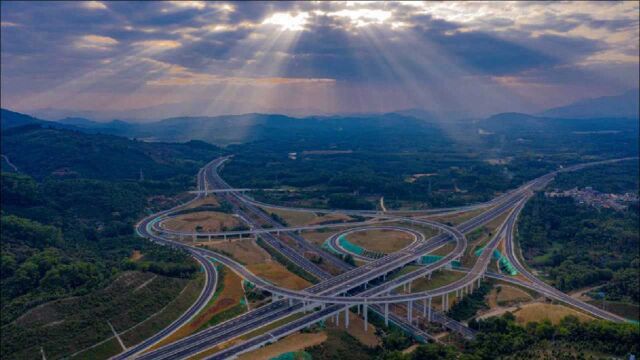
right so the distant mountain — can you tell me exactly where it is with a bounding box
[57,117,101,127]
[1,122,220,180]
[1,108,49,129]
[56,117,137,136]
[539,89,639,119]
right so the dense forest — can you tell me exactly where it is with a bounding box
[307,313,639,360]
[0,124,221,181]
[0,124,222,358]
[517,161,639,304]
[220,113,637,209]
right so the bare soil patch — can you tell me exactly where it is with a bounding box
[513,303,594,324]
[301,229,341,246]
[185,196,221,209]
[153,268,245,347]
[130,250,143,261]
[307,213,354,226]
[247,262,312,290]
[238,332,327,360]
[486,285,532,308]
[203,239,271,264]
[162,211,240,233]
[326,311,380,347]
[346,229,414,254]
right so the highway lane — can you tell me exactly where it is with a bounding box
[110,252,218,360]
[205,159,354,274]
[138,191,523,359]
[110,163,219,359]
[502,198,627,322]
[132,156,632,358]
[134,157,554,360]
[143,168,528,306]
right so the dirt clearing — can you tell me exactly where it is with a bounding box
[238,332,327,360]
[162,211,240,233]
[247,262,312,290]
[513,303,594,324]
[346,229,414,253]
[202,239,271,264]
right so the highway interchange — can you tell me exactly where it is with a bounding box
[112,156,634,359]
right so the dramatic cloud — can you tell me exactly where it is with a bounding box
[1,1,637,119]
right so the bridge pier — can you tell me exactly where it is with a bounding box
[364,304,368,332]
[428,297,432,321]
[407,300,413,323]
[423,298,427,317]
[289,298,293,307]
[384,303,389,326]
[344,307,350,328]
[441,294,446,311]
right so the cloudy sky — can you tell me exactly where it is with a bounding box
[1,1,638,120]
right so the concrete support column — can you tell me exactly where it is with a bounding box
[477,277,481,287]
[345,307,350,328]
[364,304,369,332]
[407,300,413,323]
[384,303,389,326]
[289,298,293,307]
[441,294,446,311]
[335,312,340,326]
[428,272,432,280]
[423,298,427,317]
[408,282,412,293]
[428,297,432,322]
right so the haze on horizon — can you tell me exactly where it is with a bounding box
[1,1,638,120]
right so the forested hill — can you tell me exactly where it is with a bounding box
[1,124,222,181]
[0,120,222,358]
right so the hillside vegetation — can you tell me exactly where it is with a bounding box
[0,124,221,358]
[518,161,639,304]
